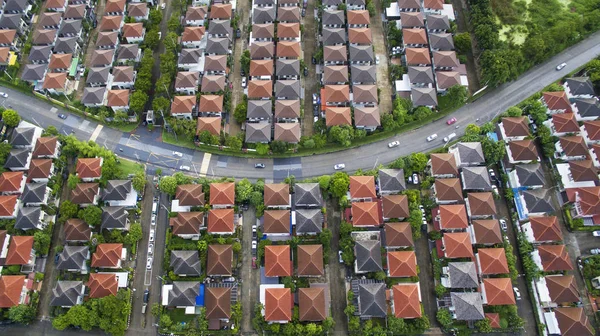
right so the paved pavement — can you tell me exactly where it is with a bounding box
[325,199,348,335]
[226,0,249,136]
[415,232,438,329]
[300,1,318,137]
[240,207,259,333]
[371,4,392,115]
[0,321,105,335]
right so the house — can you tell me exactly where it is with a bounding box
[405,48,431,66]
[348,27,372,46]
[203,55,227,75]
[274,79,300,99]
[105,0,126,15]
[46,0,67,11]
[206,244,232,276]
[546,112,580,136]
[377,168,406,195]
[465,192,497,219]
[532,244,573,272]
[58,20,82,39]
[351,202,381,227]
[209,3,232,20]
[402,28,427,48]
[251,23,275,42]
[181,26,206,48]
[87,273,118,299]
[264,245,292,277]
[175,71,200,95]
[100,206,129,231]
[21,64,48,83]
[506,140,539,164]
[322,27,346,46]
[250,42,275,60]
[122,23,145,44]
[196,117,222,137]
[86,67,111,87]
[21,182,50,207]
[426,14,450,33]
[411,87,438,107]
[555,136,589,161]
[102,180,137,208]
[323,45,347,65]
[185,6,207,26]
[28,46,52,64]
[116,44,140,64]
[573,98,600,121]
[57,245,90,273]
[499,116,530,141]
[245,122,271,143]
[443,262,478,289]
[63,4,86,20]
[295,209,323,235]
[263,210,290,237]
[436,71,462,92]
[408,66,434,86]
[207,209,235,235]
[294,183,322,208]
[429,32,454,51]
[14,207,46,231]
[382,194,409,220]
[298,287,328,321]
[441,232,473,258]
[434,178,463,204]
[174,184,204,209]
[4,149,31,172]
[0,29,17,50]
[170,250,201,276]
[450,292,484,321]
[323,84,350,105]
[350,65,376,84]
[581,120,600,146]
[76,158,102,182]
[522,216,562,244]
[384,222,413,248]
[277,23,300,41]
[542,91,572,114]
[106,89,130,112]
[91,243,126,269]
[50,281,84,307]
[564,77,594,99]
[353,281,386,318]
[481,278,515,305]
[432,50,459,70]
[387,251,417,277]
[297,244,324,277]
[274,99,301,121]
[470,219,502,245]
[32,136,59,159]
[128,2,148,21]
[546,307,594,336]
[5,235,35,269]
[170,212,204,240]
[208,19,232,40]
[508,163,545,189]
[0,171,24,194]
[264,184,290,209]
[205,286,234,323]
[89,49,115,67]
[349,176,376,201]
[565,186,600,221]
[253,7,276,24]
[535,275,580,308]
[0,275,28,308]
[111,66,135,89]
[391,283,422,319]
[354,106,381,131]
[82,87,108,107]
[347,9,370,27]
[325,107,352,126]
[449,142,485,167]
[95,31,119,49]
[70,183,100,206]
[263,287,292,323]
[42,73,69,95]
[430,153,458,178]
[63,218,92,243]
[520,188,555,217]
[277,7,300,22]
[178,48,203,70]
[198,94,223,115]
[559,160,599,189]
[200,75,226,93]
[2,14,29,35]
[438,204,468,231]
[209,182,235,208]
[476,248,509,275]
[323,65,348,84]
[353,85,378,105]
[163,281,200,308]
[99,16,124,32]
[461,166,492,191]
[354,239,383,273]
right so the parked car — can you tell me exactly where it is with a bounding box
[312,93,318,105]
[251,241,257,250]
[241,77,247,88]
[334,163,345,170]
[556,62,567,70]
[143,290,149,303]
[388,141,400,148]
[491,185,499,195]
[252,257,257,268]
[160,3,166,9]
[151,215,156,226]
[146,258,153,269]
[301,8,305,16]
[58,114,67,119]
[375,56,380,65]
[593,231,600,237]
[591,248,600,255]
[179,165,191,171]
[338,251,344,263]
[426,134,438,142]
[421,224,428,233]
[446,117,457,125]
[513,287,521,300]
[149,230,155,242]
[499,219,508,231]
[412,173,419,185]
[304,67,308,76]
[148,243,154,255]
[255,163,265,168]
[488,168,496,181]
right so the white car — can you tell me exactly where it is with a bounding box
[443,133,456,143]
[556,62,567,70]
[491,185,499,195]
[375,56,380,65]
[412,173,419,185]
[179,165,191,171]
[160,2,166,9]
[499,219,508,231]
[426,134,438,142]
[388,141,400,148]
[591,248,600,255]
[593,231,600,237]
[149,229,155,242]
[0,92,7,98]
[146,257,153,269]
[151,215,156,226]
[158,31,161,39]
[334,164,345,170]
[241,77,247,88]
[172,151,183,157]
[251,241,257,250]
[338,251,344,263]
[513,287,521,300]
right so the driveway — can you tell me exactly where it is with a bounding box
[370,1,392,115]
[415,234,439,329]
[226,0,249,136]
[325,199,348,335]
[300,1,318,137]
[240,207,259,333]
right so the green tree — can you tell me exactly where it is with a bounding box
[454,32,472,54]
[152,96,170,113]
[225,135,242,150]
[256,143,269,155]
[132,171,146,193]
[545,83,564,92]
[2,109,20,127]
[67,173,80,189]
[329,125,354,147]
[158,176,178,195]
[329,172,350,198]
[506,106,523,117]
[8,304,37,324]
[240,50,250,74]
[233,98,248,124]
[318,175,331,191]
[235,178,253,202]
[148,9,163,26]
[129,91,149,114]
[124,223,142,246]
[435,284,447,298]
[59,200,79,223]
[270,140,287,154]
[476,318,493,333]
[78,206,102,227]
[249,191,263,207]
[436,308,453,329]
[408,152,428,172]
[43,125,59,137]
[33,231,51,255]
[198,130,220,145]
[388,315,408,334]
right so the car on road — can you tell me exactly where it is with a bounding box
[488,168,496,181]
[241,77,247,88]
[54,253,60,264]
[148,243,154,255]
[312,93,318,105]
[412,173,419,185]
[491,185,499,195]
[591,248,600,255]
[252,256,257,268]
[255,163,265,168]
[446,117,457,125]
[593,231,600,237]
[556,62,567,70]
[499,219,508,231]
[513,287,521,300]
[426,134,438,142]
[301,8,305,16]
[160,2,165,9]
[143,290,149,303]
[58,113,67,119]
[312,57,316,64]
[443,133,456,142]
[151,215,156,226]
[388,141,400,148]
[158,31,161,39]
[421,223,428,233]
[172,151,183,157]
[0,92,7,98]
[146,257,153,269]
[338,251,343,263]
[334,163,345,170]
[251,241,257,251]
[179,165,191,171]
[149,230,155,242]
[375,56,380,65]
[304,67,308,76]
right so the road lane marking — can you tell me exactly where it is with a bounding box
[89,124,103,142]
[199,153,211,177]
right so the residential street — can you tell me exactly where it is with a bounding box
[240,207,259,333]
[325,199,348,335]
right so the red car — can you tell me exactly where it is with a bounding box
[446,117,457,125]
[252,257,257,268]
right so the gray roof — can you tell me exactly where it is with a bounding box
[4,148,29,169]
[455,142,485,165]
[349,44,374,63]
[102,180,132,201]
[168,281,200,306]
[523,189,555,214]
[347,0,366,5]
[408,66,434,84]
[4,0,28,13]
[28,46,52,63]
[205,37,229,55]
[117,44,139,60]
[100,206,129,230]
[274,79,300,99]
[208,19,233,38]
[21,64,48,81]
[450,292,485,321]
[58,19,82,37]
[378,168,406,193]
[411,87,438,106]
[357,282,386,318]
[86,67,110,85]
[254,0,275,4]
[427,14,450,31]
[566,77,594,96]
[253,7,276,23]
[82,87,107,105]
[170,250,202,276]
[350,64,376,84]
[178,48,202,64]
[448,262,478,288]
[53,37,78,54]
[0,14,20,29]
[323,0,343,5]
[245,122,271,143]
[295,208,323,234]
[294,183,323,207]
[462,166,492,190]
[428,33,454,51]
[515,163,545,187]
[21,182,48,204]
[15,207,42,230]
[50,281,84,307]
[10,127,35,147]
[323,27,347,46]
[57,246,89,271]
[355,240,383,272]
[275,59,299,77]
[247,100,272,120]
[322,10,345,26]
[574,98,600,118]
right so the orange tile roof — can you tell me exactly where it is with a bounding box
[565,187,600,216]
[508,140,539,161]
[207,208,235,233]
[46,0,65,8]
[171,96,196,114]
[554,308,594,336]
[264,287,292,321]
[471,219,502,245]
[382,194,409,219]
[276,41,301,58]
[298,287,327,321]
[439,204,468,230]
[388,251,417,277]
[529,216,563,242]
[402,28,428,45]
[442,232,473,259]
[107,90,130,107]
[170,212,204,235]
[0,171,23,193]
[0,275,25,308]
[32,137,58,158]
[405,48,431,65]
[0,47,9,63]
[347,10,370,25]
[584,120,600,140]
[325,107,352,126]
[392,284,421,318]
[263,210,290,234]
[434,178,463,202]
[206,244,233,275]
[0,30,16,45]
[91,243,123,268]
[76,158,102,179]
[485,313,501,328]
[543,91,571,111]
[351,201,380,227]
[424,0,444,9]
[42,73,67,89]
[265,245,292,277]
[6,236,34,265]
[277,22,300,39]
[478,248,509,275]
[198,95,223,113]
[538,245,573,272]
[122,23,144,38]
[182,26,205,42]
[384,222,414,247]
[210,182,235,205]
[99,15,123,31]
[250,59,274,77]
[210,3,232,19]
[0,195,17,217]
[297,244,324,276]
[48,53,72,70]
[264,184,289,206]
[247,80,273,99]
[196,117,221,136]
[87,273,118,298]
[105,0,126,13]
[349,176,376,199]
[28,159,53,183]
[552,113,580,134]
[323,85,350,103]
[430,153,458,176]
[467,192,497,217]
[348,27,372,44]
[483,278,515,305]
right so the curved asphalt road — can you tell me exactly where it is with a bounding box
[4,31,600,181]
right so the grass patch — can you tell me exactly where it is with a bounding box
[166,308,197,325]
[117,158,144,177]
[162,130,197,150]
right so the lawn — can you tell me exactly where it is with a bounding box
[166,308,197,325]
[117,158,144,178]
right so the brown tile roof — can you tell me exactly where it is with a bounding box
[565,187,600,216]
[274,123,300,143]
[382,194,409,219]
[90,49,115,67]
[483,278,515,305]
[388,251,417,277]
[400,12,424,27]
[175,71,200,88]
[99,15,123,31]
[442,232,473,258]
[248,80,273,99]
[32,137,58,158]
[439,204,468,230]
[430,153,458,176]
[554,307,594,336]
[405,48,431,65]
[543,91,571,111]
[467,192,497,217]
[210,182,235,205]
[552,113,580,133]
[353,84,377,103]
[323,65,348,83]
[297,244,324,276]
[252,23,274,39]
[529,216,563,242]
[95,31,118,47]
[70,183,99,204]
[250,41,275,59]
[274,100,300,119]
[127,3,148,17]
[198,95,223,113]
[64,4,86,19]
[171,96,196,114]
[0,47,9,63]
[0,171,22,193]
[349,176,376,199]
[185,6,207,21]
[436,71,461,89]
[276,41,301,58]
[325,107,352,126]
[176,184,205,206]
[264,184,289,206]
[206,244,233,276]
[277,22,300,39]
[42,73,67,89]
[486,313,501,329]
[0,275,25,308]
[87,273,118,298]
[538,244,573,272]
[298,287,327,321]
[347,10,370,25]
[435,178,462,202]
[559,136,589,157]
[5,236,33,265]
[91,243,123,268]
[200,75,226,92]
[63,218,91,242]
[196,117,221,136]
[76,158,102,179]
[478,248,509,275]
[323,45,347,63]
[392,284,421,318]
[265,245,292,277]
[384,222,413,247]
[432,50,459,68]
[424,0,444,9]
[210,3,232,19]
[107,89,130,107]
[264,210,290,234]
[105,0,126,13]
[27,160,52,183]
[264,287,292,321]
[0,195,17,217]
[546,275,580,304]
[250,59,274,77]
[170,212,204,235]
[508,140,539,161]
[205,287,231,319]
[502,116,530,137]
[351,201,380,227]
[354,106,381,127]
[0,30,16,45]
[122,23,144,38]
[33,29,57,45]
[48,53,72,70]
[324,85,350,103]
[402,28,427,45]
[472,219,502,245]
[348,27,372,44]
[584,120,600,141]
[207,208,234,233]
[182,26,205,42]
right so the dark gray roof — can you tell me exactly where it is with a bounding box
[102,180,132,201]
[86,67,110,85]
[82,87,107,105]
[28,46,52,63]
[21,64,48,81]
[208,19,233,38]
[10,127,35,147]
[21,182,48,204]
[349,44,374,63]
[523,189,555,214]
[57,246,89,271]
[378,169,406,193]
[347,0,366,5]
[178,48,202,64]
[428,33,454,51]
[53,37,78,54]
[574,98,600,118]
[357,282,386,318]
[322,27,346,46]
[350,64,376,84]
[566,77,594,96]
[4,0,28,13]
[427,14,450,31]
[450,293,485,321]
[274,80,300,99]
[254,0,275,4]
[253,7,276,23]
[294,183,323,207]
[355,240,383,272]
[448,262,478,288]
[515,163,545,187]
[100,206,129,230]
[322,10,345,26]
[15,207,42,230]
[205,37,229,55]
[322,0,343,5]
[275,59,299,77]
[168,281,200,306]
[462,166,492,190]
[0,14,20,29]
[295,208,323,234]
[455,142,485,165]
[58,19,82,37]
[4,148,30,169]
[408,66,434,84]
[170,250,201,275]
[245,122,271,143]
[116,44,139,60]
[247,100,272,120]
[50,281,84,307]
[411,87,438,106]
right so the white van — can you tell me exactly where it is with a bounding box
[443,133,456,143]
[152,202,157,215]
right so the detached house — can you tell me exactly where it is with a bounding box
[106,89,130,112]
[170,212,204,240]
[127,2,148,21]
[91,243,126,269]
[564,77,595,99]
[122,23,145,44]
[542,91,571,114]
[57,245,90,273]
[42,73,69,95]
[76,157,102,182]
[185,6,207,26]
[102,180,137,208]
